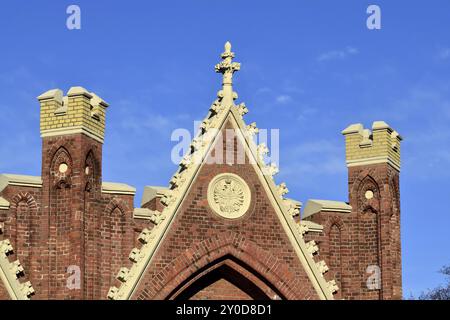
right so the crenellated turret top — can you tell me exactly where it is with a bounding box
[37,86,109,143]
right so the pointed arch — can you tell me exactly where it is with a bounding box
[7,192,39,286]
[356,175,381,214]
[84,150,98,192]
[50,146,73,189]
[328,223,342,299]
[388,175,402,298]
[320,216,347,299]
[81,149,100,299]
[97,198,131,298]
[353,174,382,299]
[132,232,316,300]
[388,176,400,217]
[48,145,74,297]
[170,256,280,300]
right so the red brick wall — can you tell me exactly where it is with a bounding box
[130,121,322,300]
[174,258,281,300]
[0,186,42,296]
[0,124,402,300]
[304,162,402,300]
[0,278,10,300]
[41,134,103,299]
[0,133,139,300]
[328,224,342,299]
[190,279,252,300]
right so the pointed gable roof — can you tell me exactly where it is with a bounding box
[108,42,338,300]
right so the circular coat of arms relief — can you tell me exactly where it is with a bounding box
[207,173,251,219]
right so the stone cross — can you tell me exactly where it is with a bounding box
[215,41,240,106]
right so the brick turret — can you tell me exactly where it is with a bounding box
[37,87,108,299]
[342,121,402,299]
[303,121,402,300]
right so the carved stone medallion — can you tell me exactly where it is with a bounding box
[207,173,251,219]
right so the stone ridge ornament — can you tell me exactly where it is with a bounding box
[207,173,251,219]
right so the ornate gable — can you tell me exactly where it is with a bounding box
[107,43,337,300]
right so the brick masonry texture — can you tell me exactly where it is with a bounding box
[344,127,401,166]
[40,93,106,140]
[0,117,402,300]
[0,133,148,300]
[0,276,9,299]
[128,121,320,300]
[304,162,402,300]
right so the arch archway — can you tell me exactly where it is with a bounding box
[134,231,317,300]
[168,255,284,300]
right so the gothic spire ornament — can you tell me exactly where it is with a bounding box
[215,41,240,107]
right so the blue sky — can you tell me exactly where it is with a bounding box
[0,0,449,297]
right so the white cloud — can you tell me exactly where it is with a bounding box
[296,106,318,121]
[382,85,450,179]
[438,48,450,60]
[121,113,172,134]
[275,94,292,104]
[317,46,359,62]
[278,139,346,180]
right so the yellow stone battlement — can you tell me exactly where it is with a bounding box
[342,121,402,171]
[37,86,109,143]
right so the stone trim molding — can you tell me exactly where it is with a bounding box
[284,198,302,217]
[141,186,169,207]
[0,197,10,210]
[0,240,35,300]
[303,200,352,219]
[300,220,324,233]
[0,174,43,193]
[132,208,166,224]
[40,126,104,144]
[346,156,401,171]
[101,182,136,195]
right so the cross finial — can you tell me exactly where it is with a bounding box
[215,41,240,105]
[224,41,232,54]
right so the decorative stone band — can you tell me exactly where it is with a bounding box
[0,197,10,210]
[299,220,324,233]
[0,174,42,195]
[327,280,339,294]
[305,240,319,257]
[303,199,352,219]
[140,186,170,207]
[316,260,329,274]
[0,240,34,300]
[283,198,302,217]
[133,208,153,219]
[133,208,166,225]
[345,155,401,172]
[40,126,105,144]
[101,182,136,195]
